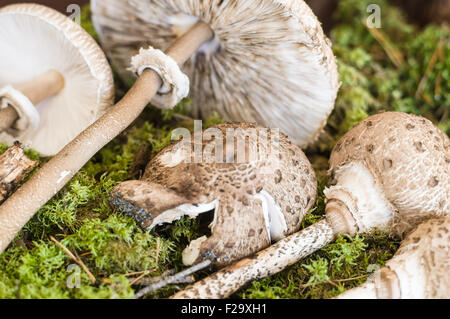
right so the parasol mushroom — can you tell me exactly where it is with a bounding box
[337,217,450,299]
[0,0,336,254]
[0,3,114,157]
[171,111,449,299]
[111,123,317,267]
[91,0,339,147]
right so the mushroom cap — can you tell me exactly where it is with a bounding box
[110,123,317,266]
[0,4,114,156]
[91,0,339,148]
[329,112,449,229]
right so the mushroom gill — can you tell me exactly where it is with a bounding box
[110,123,317,266]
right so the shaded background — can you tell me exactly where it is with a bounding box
[0,0,448,32]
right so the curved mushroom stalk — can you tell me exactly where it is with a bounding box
[111,123,317,268]
[337,217,450,299]
[172,111,449,299]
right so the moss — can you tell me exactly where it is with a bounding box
[0,0,448,299]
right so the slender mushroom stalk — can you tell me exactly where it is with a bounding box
[0,70,65,132]
[337,217,450,299]
[0,142,38,204]
[0,19,214,253]
[172,111,449,299]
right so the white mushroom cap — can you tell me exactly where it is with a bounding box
[91,0,339,147]
[0,4,114,156]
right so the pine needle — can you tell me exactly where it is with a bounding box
[50,235,96,284]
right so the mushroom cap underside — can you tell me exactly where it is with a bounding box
[329,112,450,219]
[0,4,114,156]
[91,0,339,148]
[389,217,450,298]
[110,123,317,265]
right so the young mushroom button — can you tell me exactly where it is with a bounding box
[0,4,114,156]
[91,0,340,147]
[110,123,317,266]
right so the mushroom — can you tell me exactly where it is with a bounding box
[91,0,339,148]
[171,111,449,299]
[0,0,335,254]
[0,3,114,156]
[337,217,450,299]
[111,123,317,267]
[0,142,38,204]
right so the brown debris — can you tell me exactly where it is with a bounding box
[0,143,38,204]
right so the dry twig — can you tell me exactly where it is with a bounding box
[50,235,96,284]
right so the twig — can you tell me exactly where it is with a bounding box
[124,270,156,278]
[130,270,153,286]
[127,268,175,285]
[155,238,161,266]
[367,26,404,68]
[172,113,195,122]
[415,38,444,100]
[134,260,212,299]
[0,143,39,204]
[131,274,195,286]
[299,274,369,289]
[50,235,96,284]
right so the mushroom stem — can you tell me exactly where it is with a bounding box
[171,219,336,299]
[0,70,65,131]
[0,21,214,253]
[15,70,65,105]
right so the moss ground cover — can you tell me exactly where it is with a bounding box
[0,0,448,298]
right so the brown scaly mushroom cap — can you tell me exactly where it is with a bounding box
[110,123,317,266]
[0,4,114,156]
[338,217,450,299]
[91,0,339,147]
[326,112,449,237]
